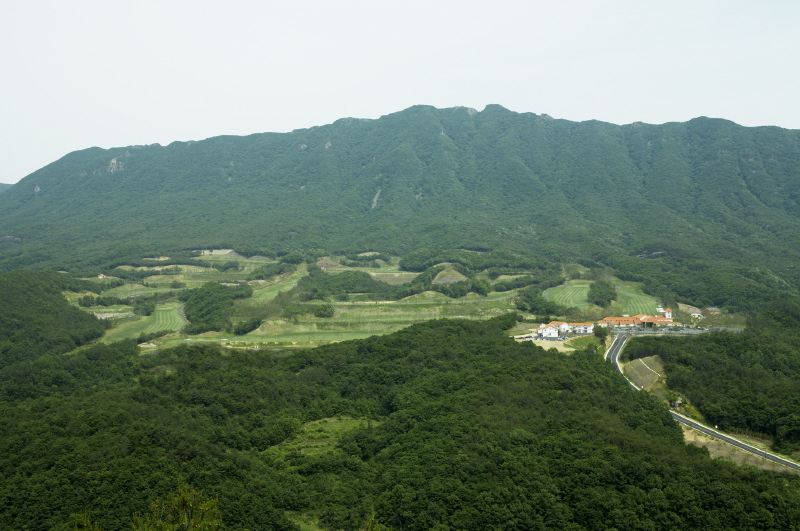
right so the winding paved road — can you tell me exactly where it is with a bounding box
[606,332,800,472]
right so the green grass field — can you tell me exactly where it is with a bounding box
[612,287,658,315]
[247,267,306,303]
[279,417,379,455]
[546,281,591,310]
[102,302,185,343]
[546,280,659,315]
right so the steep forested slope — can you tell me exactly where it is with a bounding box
[3,315,800,529]
[0,270,105,368]
[1,105,799,294]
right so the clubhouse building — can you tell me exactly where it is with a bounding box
[596,308,673,328]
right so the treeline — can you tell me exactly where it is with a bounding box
[625,299,800,453]
[294,264,491,301]
[399,248,545,273]
[5,315,800,529]
[491,269,562,292]
[338,252,392,268]
[248,262,295,280]
[0,340,139,401]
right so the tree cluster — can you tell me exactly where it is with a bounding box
[587,279,616,308]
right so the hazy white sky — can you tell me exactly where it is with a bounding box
[2,0,799,183]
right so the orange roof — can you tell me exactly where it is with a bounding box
[639,316,673,323]
[598,317,639,324]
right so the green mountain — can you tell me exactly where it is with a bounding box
[0,183,12,194]
[1,105,799,298]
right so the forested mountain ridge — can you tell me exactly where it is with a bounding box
[1,105,799,294]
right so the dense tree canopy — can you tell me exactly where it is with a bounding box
[0,270,106,369]
[2,312,800,529]
[587,280,616,308]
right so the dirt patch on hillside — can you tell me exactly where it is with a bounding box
[678,303,701,314]
[432,265,468,284]
[317,258,341,269]
[681,426,799,474]
[369,272,419,285]
[516,338,575,353]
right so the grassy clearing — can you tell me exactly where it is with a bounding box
[103,283,177,298]
[102,302,184,343]
[285,514,326,531]
[278,417,379,456]
[564,335,603,352]
[433,268,468,283]
[63,290,97,304]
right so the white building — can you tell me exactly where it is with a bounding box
[532,321,594,337]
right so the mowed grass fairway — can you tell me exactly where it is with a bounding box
[546,281,591,310]
[613,287,658,315]
[102,302,185,343]
[247,267,306,303]
[546,280,659,315]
